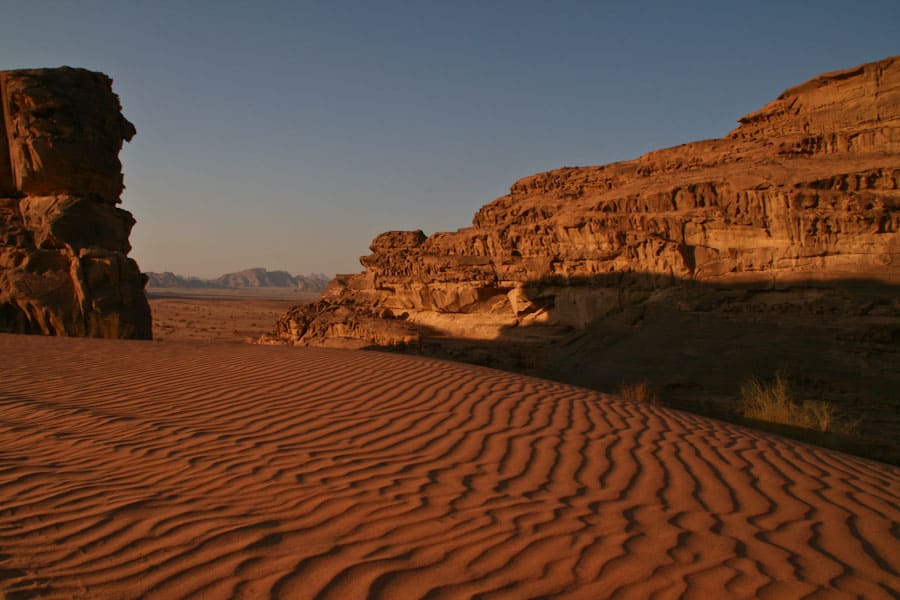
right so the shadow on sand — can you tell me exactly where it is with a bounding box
[366,274,900,464]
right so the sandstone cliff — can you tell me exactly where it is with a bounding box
[274,56,899,347]
[0,67,150,338]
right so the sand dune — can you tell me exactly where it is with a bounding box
[0,334,898,599]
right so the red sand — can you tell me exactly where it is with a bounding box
[0,333,897,599]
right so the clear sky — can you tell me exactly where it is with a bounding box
[2,1,898,277]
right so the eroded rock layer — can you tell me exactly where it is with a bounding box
[0,67,150,338]
[274,56,900,348]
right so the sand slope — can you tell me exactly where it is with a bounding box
[0,334,898,599]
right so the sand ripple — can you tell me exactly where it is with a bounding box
[0,334,898,599]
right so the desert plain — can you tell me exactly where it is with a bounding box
[148,288,320,343]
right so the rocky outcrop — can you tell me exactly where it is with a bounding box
[0,67,150,338]
[274,56,899,348]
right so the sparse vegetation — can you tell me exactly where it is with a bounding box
[739,374,860,435]
[618,382,662,407]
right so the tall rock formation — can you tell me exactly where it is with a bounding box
[274,56,899,348]
[0,67,151,338]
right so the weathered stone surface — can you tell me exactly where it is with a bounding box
[0,67,150,339]
[273,56,900,347]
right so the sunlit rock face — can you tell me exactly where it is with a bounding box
[275,56,900,347]
[0,67,151,339]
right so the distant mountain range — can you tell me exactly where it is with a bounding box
[145,268,330,292]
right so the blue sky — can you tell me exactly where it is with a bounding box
[2,1,898,277]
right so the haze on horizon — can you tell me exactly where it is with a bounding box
[1,1,898,279]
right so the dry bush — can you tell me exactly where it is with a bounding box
[740,374,860,435]
[618,382,662,407]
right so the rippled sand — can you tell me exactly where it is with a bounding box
[1,333,897,599]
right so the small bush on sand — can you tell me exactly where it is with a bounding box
[740,374,860,435]
[618,382,662,407]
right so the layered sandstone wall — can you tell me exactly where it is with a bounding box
[274,57,900,347]
[0,67,151,338]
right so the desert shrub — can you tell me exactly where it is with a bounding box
[740,374,859,434]
[618,382,662,407]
